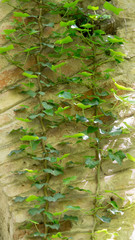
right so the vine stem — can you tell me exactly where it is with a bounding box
[89,41,102,239]
[36,0,49,238]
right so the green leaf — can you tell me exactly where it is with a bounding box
[33,232,46,237]
[57,153,70,162]
[8,149,24,156]
[108,149,126,165]
[63,176,77,185]
[20,135,39,141]
[14,196,27,202]
[87,5,99,10]
[44,109,54,116]
[108,126,122,136]
[3,29,16,35]
[113,78,134,91]
[26,195,38,202]
[34,183,46,189]
[16,117,32,122]
[42,102,53,109]
[51,62,66,71]
[81,98,100,106]
[55,36,73,44]
[23,90,37,97]
[76,103,91,109]
[55,106,70,114]
[85,156,99,169]
[109,200,118,209]
[58,91,73,99]
[64,133,85,138]
[96,215,111,223]
[44,211,54,222]
[76,114,89,123]
[43,168,63,176]
[51,232,62,238]
[81,23,95,28]
[60,20,76,27]
[87,126,98,133]
[66,205,81,210]
[28,208,44,216]
[64,0,79,8]
[0,44,14,54]
[63,215,78,221]
[78,72,93,77]
[46,223,60,230]
[94,29,105,35]
[22,71,38,78]
[126,153,135,162]
[14,12,30,17]
[44,193,65,202]
[108,36,125,44]
[104,2,123,15]
[29,113,44,120]
[24,46,39,52]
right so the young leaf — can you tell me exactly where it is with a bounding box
[55,36,73,44]
[87,5,99,11]
[113,79,134,91]
[14,12,30,17]
[76,103,91,109]
[0,44,14,54]
[20,135,39,141]
[57,153,70,162]
[126,153,135,162]
[55,106,70,114]
[78,72,93,77]
[24,46,39,52]
[26,195,38,202]
[104,2,123,15]
[64,0,79,8]
[3,29,16,35]
[63,176,77,185]
[64,133,85,138]
[22,71,38,78]
[60,20,75,27]
[16,117,32,122]
[51,62,66,71]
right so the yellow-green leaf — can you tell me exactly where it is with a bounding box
[113,78,134,91]
[127,153,135,162]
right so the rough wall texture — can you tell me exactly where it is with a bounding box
[0,0,135,240]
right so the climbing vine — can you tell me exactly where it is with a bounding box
[1,0,135,239]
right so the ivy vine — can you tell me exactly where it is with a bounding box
[1,0,135,239]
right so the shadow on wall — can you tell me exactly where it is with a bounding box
[0,187,12,240]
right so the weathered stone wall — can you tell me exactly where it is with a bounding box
[0,0,135,239]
